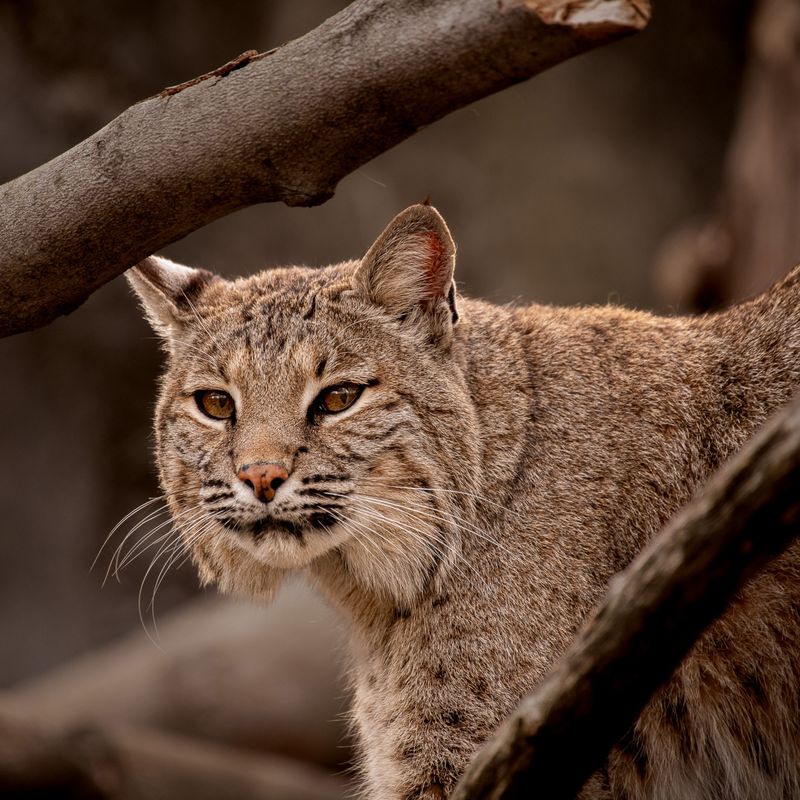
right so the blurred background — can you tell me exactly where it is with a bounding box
[1,0,797,796]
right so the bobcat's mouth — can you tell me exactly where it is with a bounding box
[218,510,339,542]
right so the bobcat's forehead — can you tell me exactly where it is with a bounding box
[171,264,409,420]
[187,262,357,364]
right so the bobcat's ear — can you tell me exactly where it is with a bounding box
[126,256,218,339]
[353,204,459,343]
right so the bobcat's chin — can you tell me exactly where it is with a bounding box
[226,517,351,570]
[238,525,348,570]
[194,497,462,609]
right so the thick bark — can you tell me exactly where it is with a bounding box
[0,0,649,338]
[451,392,800,800]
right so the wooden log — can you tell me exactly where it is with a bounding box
[2,584,349,768]
[0,706,101,797]
[67,725,346,800]
[0,708,345,800]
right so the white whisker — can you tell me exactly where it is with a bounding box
[363,479,526,520]
[350,492,514,559]
[91,495,165,573]
[346,502,474,586]
[109,502,204,583]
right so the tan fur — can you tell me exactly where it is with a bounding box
[129,205,800,799]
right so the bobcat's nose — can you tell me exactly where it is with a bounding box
[237,462,289,503]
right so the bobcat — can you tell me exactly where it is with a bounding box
[129,204,800,799]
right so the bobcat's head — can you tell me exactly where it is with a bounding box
[129,205,480,606]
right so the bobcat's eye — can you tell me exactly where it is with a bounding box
[315,383,364,415]
[195,390,235,420]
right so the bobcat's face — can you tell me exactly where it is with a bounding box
[130,206,480,605]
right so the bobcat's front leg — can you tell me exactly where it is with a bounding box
[358,728,461,800]
[354,672,490,800]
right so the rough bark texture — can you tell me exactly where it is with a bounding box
[451,392,800,800]
[0,0,649,338]
[654,0,799,311]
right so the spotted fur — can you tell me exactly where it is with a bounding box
[129,205,800,799]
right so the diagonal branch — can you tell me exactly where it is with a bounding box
[0,0,649,338]
[451,391,800,800]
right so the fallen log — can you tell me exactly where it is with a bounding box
[0,708,345,800]
[2,583,349,768]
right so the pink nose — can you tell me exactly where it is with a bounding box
[237,462,289,503]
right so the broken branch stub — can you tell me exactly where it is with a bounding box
[0,0,650,338]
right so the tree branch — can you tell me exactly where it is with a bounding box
[451,391,800,800]
[0,0,649,338]
[2,590,348,767]
[66,725,346,800]
[0,706,102,797]
[0,708,346,799]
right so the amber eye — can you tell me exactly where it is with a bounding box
[195,390,235,420]
[315,383,364,415]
